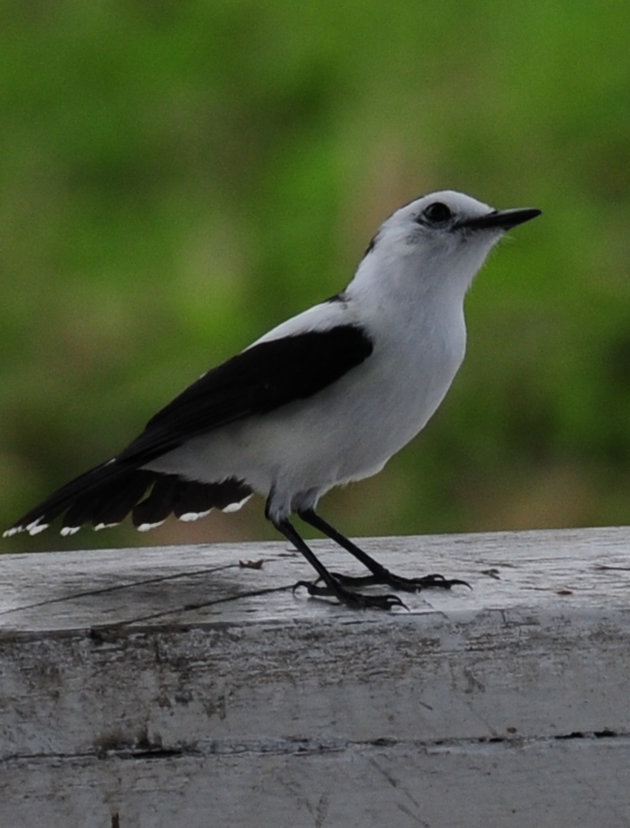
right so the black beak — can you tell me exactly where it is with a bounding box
[458,207,542,231]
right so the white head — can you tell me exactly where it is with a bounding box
[353,190,540,302]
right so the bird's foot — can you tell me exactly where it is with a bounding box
[293,578,407,611]
[332,570,471,593]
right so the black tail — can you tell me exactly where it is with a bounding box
[4,458,252,537]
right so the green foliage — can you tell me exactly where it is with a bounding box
[2,0,630,552]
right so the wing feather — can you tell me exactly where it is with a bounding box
[118,325,373,465]
[4,325,372,536]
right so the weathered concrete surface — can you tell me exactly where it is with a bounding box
[1,527,629,827]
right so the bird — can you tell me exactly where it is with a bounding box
[4,190,541,610]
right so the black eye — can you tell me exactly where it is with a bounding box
[422,202,453,223]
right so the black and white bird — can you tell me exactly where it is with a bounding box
[5,191,540,609]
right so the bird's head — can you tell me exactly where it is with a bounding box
[359,190,541,299]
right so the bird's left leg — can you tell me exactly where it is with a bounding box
[272,516,405,610]
[264,497,404,609]
[297,508,470,592]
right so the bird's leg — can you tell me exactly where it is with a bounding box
[297,508,470,592]
[270,515,405,611]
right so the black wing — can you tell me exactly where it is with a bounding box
[119,324,373,465]
[5,325,373,535]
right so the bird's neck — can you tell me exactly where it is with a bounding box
[348,247,473,335]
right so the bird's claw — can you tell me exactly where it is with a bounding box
[405,572,472,592]
[332,570,471,593]
[293,578,407,611]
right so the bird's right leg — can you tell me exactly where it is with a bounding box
[298,508,470,592]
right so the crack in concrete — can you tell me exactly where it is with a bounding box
[2,730,628,764]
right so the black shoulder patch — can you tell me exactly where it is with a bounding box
[363,233,378,257]
[121,324,374,464]
[324,291,347,303]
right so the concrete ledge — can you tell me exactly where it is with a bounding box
[1,527,630,827]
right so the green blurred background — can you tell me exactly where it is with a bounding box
[2,0,630,553]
